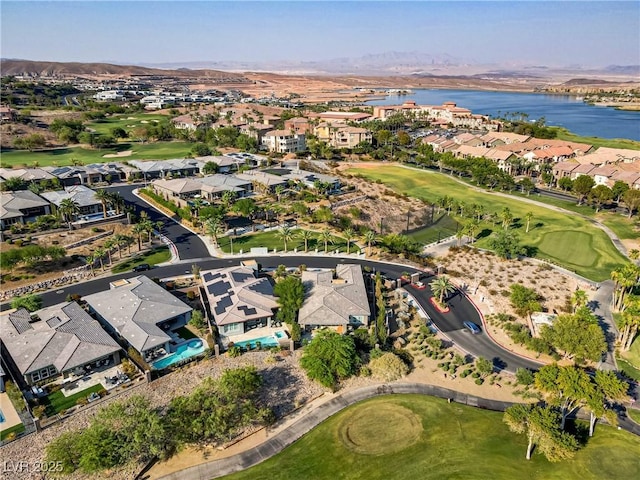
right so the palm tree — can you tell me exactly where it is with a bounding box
[525,211,534,233]
[611,264,640,312]
[319,229,333,253]
[343,228,354,254]
[58,198,80,229]
[364,230,377,257]
[108,192,125,215]
[500,207,513,230]
[278,226,294,253]
[274,184,285,202]
[113,234,126,259]
[103,238,115,265]
[190,197,205,218]
[94,189,111,219]
[221,190,236,208]
[85,253,96,277]
[299,229,313,253]
[205,217,224,245]
[571,289,588,313]
[94,248,106,272]
[429,275,456,305]
[132,223,146,251]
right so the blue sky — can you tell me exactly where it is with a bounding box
[1,1,638,67]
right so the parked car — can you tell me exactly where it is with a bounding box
[133,263,150,272]
[463,321,481,334]
[412,282,426,290]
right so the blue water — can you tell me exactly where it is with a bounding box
[151,339,205,369]
[368,89,640,141]
[0,408,5,423]
[233,332,285,350]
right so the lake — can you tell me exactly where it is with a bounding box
[367,89,640,141]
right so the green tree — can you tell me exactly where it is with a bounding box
[205,217,225,245]
[273,276,304,325]
[475,356,494,377]
[58,198,81,228]
[589,184,613,212]
[319,229,333,253]
[558,176,573,192]
[191,143,212,157]
[500,207,513,230]
[572,175,595,205]
[509,284,541,319]
[617,294,640,351]
[570,289,588,313]
[202,161,220,175]
[540,313,606,362]
[94,189,111,218]
[429,275,456,305]
[11,294,42,312]
[233,198,257,218]
[622,189,640,218]
[363,229,377,256]
[300,329,358,390]
[524,211,534,233]
[343,228,355,254]
[585,370,628,436]
[488,230,525,259]
[299,229,314,253]
[503,404,578,461]
[611,180,630,203]
[610,264,640,312]
[277,226,294,253]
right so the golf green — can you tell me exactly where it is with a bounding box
[220,395,640,480]
[537,230,598,267]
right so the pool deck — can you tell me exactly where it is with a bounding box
[223,326,290,348]
[0,392,22,432]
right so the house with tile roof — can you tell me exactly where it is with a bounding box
[0,167,56,185]
[40,185,103,217]
[83,276,192,359]
[201,266,278,338]
[261,129,306,153]
[0,190,51,230]
[552,161,579,179]
[0,303,121,386]
[298,264,371,334]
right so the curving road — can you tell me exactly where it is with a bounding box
[18,253,542,373]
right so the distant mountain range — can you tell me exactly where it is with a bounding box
[1,55,638,86]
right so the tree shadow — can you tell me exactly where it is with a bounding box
[492,357,507,372]
[523,245,539,257]
[476,228,493,240]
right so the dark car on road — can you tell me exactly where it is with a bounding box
[463,321,481,334]
[133,263,150,272]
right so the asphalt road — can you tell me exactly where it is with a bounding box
[105,184,210,259]
[19,254,542,373]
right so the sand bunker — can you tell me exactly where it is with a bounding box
[102,150,133,158]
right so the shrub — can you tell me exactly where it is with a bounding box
[186,290,196,300]
[32,405,47,418]
[228,346,242,357]
[472,372,480,378]
[369,352,410,381]
[475,378,484,385]
[359,365,372,377]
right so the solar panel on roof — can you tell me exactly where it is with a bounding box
[203,272,214,282]
[231,271,254,283]
[214,295,233,315]
[208,281,231,296]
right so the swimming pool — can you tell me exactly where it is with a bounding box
[0,408,5,423]
[233,331,287,350]
[151,339,205,369]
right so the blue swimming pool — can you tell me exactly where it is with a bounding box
[0,408,5,423]
[233,331,287,350]
[151,339,205,369]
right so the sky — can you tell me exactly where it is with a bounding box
[1,1,639,68]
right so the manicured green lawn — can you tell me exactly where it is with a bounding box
[408,213,460,244]
[217,229,361,255]
[349,165,629,281]
[85,113,170,135]
[111,246,171,273]
[550,127,640,150]
[221,395,640,480]
[600,214,640,240]
[619,337,640,382]
[627,408,640,425]
[1,141,193,167]
[0,423,25,441]
[42,384,106,416]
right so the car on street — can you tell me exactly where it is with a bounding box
[463,321,481,334]
[411,281,426,290]
[133,263,151,272]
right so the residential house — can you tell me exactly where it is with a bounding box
[0,106,17,122]
[43,166,104,187]
[524,138,594,155]
[0,190,52,230]
[261,130,306,153]
[523,146,576,165]
[40,185,103,217]
[201,266,278,338]
[589,165,619,186]
[480,132,531,147]
[236,170,288,194]
[128,158,204,180]
[298,264,371,334]
[199,174,253,200]
[0,303,121,386]
[570,163,597,180]
[452,133,483,146]
[280,168,341,192]
[84,162,132,182]
[311,111,371,123]
[238,123,273,142]
[83,276,193,361]
[0,167,56,186]
[283,117,311,135]
[328,126,373,149]
[152,178,203,203]
[609,166,640,190]
[552,161,579,180]
[195,155,239,174]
